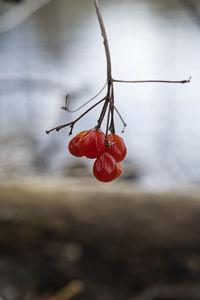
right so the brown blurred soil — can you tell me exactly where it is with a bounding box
[0,177,200,300]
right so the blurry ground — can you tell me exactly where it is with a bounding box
[1,177,200,300]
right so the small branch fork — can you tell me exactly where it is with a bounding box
[46,0,190,136]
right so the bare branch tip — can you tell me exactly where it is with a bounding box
[69,125,74,136]
[181,76,191,84]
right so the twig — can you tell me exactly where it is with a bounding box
[94,0,112,81]
[46,0,190,136]
[113,76,191,84]
[46,97,106,135]
[94,0,115,133]
[105,102,111,137]
[95,97,109,129]
[62,82,107,113]
[109,83,115,134]
[111,103,127,133]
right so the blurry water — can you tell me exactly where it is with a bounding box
[0,0,199,189]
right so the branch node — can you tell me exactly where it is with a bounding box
[69,124,74,136]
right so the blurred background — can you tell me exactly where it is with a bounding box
[1,1,200,300]
[0,0,199,190]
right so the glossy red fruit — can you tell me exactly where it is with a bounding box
[79,129,107,159]
[107,134,127,162]
[115,163,122,179]
[93,152,117,182]
[68,131,86,157]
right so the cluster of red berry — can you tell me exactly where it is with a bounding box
[68,128,126,182]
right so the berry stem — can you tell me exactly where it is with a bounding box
[46,97,106,135]
[105,102,111,137]
[109,83,115,134]
[95,98,109,130]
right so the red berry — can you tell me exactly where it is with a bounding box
[93,152,117,182]
[68,131,86,157]
[79,129,107,159]
[107,134,127,162]
[115,163,122,179]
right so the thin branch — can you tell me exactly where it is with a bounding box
[95,98,109,129]
[105,102,111,137]
[46,0,190,138]
[113,76,191,84]
[62,82,107,113]
[46,97,106,135]
[109,83,115,134]
[94,0,112,81]
[110,102,127,133]
[114,108,127,133]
